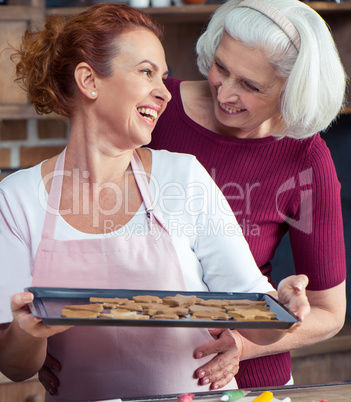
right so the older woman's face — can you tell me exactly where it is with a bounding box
[208,33,285,138]
[94,28,171,150]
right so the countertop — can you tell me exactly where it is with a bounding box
[121,382,351,402]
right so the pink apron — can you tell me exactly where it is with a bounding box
[32,149,237,401]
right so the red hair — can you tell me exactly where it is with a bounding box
[11,4,163,117]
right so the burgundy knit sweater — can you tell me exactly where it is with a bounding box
[149,78,346,388]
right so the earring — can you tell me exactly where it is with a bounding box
[91,91,96,97]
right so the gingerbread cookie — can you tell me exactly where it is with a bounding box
[163,294,198,307]
[133,295,163,304]
[64,303,104,312]
[61,309,101,318]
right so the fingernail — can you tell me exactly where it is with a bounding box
[202,378,209,385]
[198,370,205,378]
[196,352,203,358]
[213,384,219,389]
[23,293,32,302]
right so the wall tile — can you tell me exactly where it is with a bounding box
[0,120,27,141]
[0,148,11,167]
[20,145,65,167]
[37,119,68,139]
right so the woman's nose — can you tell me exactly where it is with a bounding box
[217,81,239,103]
[153,81,172,104]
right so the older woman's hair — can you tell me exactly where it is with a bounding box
[196,0,347,139]
[11,4,163,117]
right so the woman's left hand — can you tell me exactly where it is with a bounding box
[277,274,310,321]
[193,328,243,390]
[192,274,310,390]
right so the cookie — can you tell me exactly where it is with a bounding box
[64,304,104,312]
[227,308,276,321]
[254,311,276,320]
[99,311,150,320]
[61,309,100,318]
[143,305,189,316]
[226,299,267,306]
[227,312,252,321]
[197,299,229,308]
[132,295,163,304]
[116,302,143,311]
[191,310,229,320]
[89,297,129,304]
[163,294,197,307]
[224,304,269,311]
[189,304,225,313]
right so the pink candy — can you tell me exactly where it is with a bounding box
[178,393,195,402]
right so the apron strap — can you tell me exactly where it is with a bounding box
[41,148,66,239]
[131,150,168,231]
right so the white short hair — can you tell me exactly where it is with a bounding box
[196,0,348,139]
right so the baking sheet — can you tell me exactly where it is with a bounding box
[27,287,299,329]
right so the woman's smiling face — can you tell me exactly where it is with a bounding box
[95,28,171,150]
[208,32,286,139]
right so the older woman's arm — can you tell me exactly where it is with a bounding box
[194,281,345,389]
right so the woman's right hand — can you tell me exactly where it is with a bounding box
[0,293,70,382]
[11,292,67,393]
[12,292,71,338]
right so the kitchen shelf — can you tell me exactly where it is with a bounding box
[3,1,351,21]
[0,5,44,20]
[45,2,351,23]
[46,4,219,23]
[0,105,65,120]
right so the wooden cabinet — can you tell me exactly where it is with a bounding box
[291,319,351,385]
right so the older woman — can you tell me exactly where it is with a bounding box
[0,3,310,401]
[149,0,347,390]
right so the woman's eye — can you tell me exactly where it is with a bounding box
[141,69,152,77]
[243,81,259,92]
[214,61,226,71]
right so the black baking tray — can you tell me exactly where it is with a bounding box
[26,287,299,329]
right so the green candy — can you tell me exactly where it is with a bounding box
[220,390,249,402]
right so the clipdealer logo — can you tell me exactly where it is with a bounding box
[275,168,313,234]
[38,167,313,236]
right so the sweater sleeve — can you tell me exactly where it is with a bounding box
[189,159,275,294]
[288,135,346,290]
